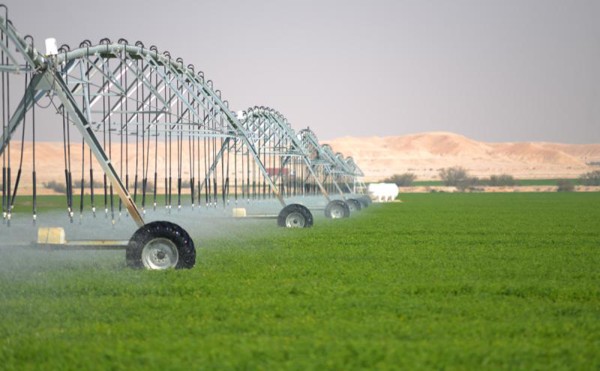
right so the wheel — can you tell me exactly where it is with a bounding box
[357,197,369,209]
[325,200,350,219]
[126,221,196,270]
[277,204,313,228]
[346,198,362,213]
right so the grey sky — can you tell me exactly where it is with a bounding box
[4,0,599,143]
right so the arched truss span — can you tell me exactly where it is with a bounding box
[236,106,332,199]
[298,128,364,194]
[0,7,364,226]
[0,33,285,224]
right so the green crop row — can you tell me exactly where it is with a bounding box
[0,193,598,369]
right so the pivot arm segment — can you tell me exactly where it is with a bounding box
[34,69,145,227]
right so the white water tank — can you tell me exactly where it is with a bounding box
[367,183,399,202]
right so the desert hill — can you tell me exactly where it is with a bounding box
[2,133,599,191]
[324,132,600,181]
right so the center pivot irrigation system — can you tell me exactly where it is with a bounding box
[0,5,368,269]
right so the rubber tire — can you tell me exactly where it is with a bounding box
[277,204,314,228]
[346,198,362,213]
[325,200,350,219]
[126,221,196,269]
[357,197,369,209]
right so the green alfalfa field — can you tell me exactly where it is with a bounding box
[0,192,598,370]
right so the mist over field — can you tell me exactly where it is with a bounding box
[0,196,333,275]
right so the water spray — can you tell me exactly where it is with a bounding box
[0,4,367,270]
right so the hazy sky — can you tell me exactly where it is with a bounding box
[3,0,599,143]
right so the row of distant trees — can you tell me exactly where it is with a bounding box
[12,168,600,194]
[382,168,600,192]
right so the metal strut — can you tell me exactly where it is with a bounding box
[34,69,144,227]
[0,5,367,227]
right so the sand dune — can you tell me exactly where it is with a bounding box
[325,132,600,181]
[2,132,599,190]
